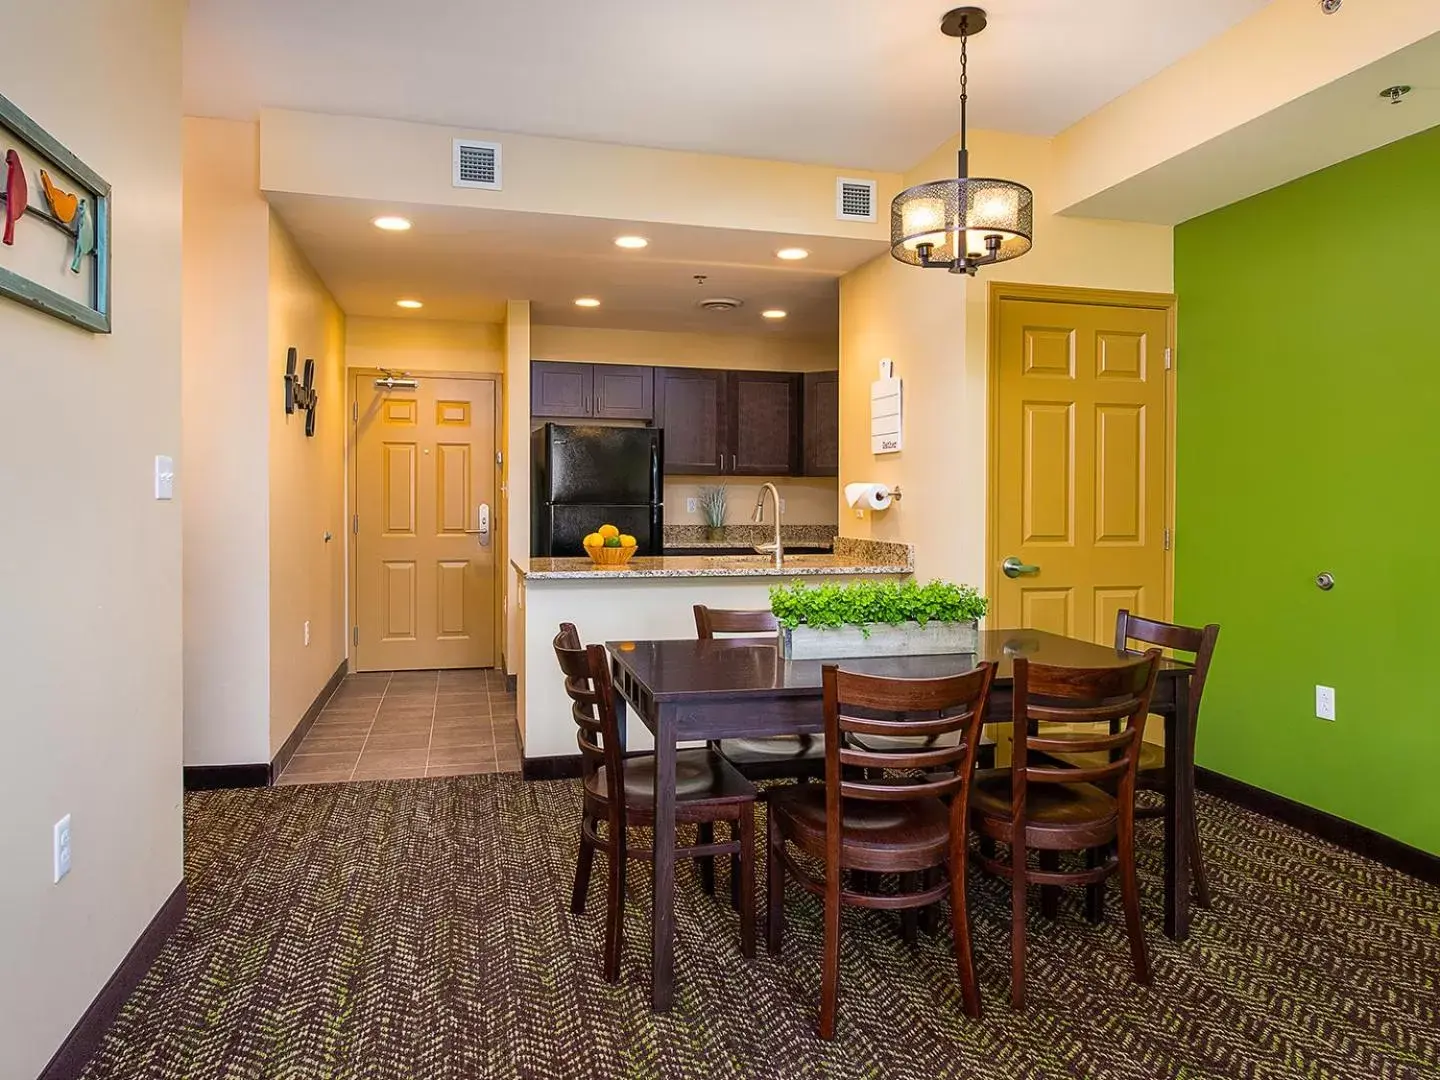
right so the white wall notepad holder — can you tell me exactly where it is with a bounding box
[870,358,902,455]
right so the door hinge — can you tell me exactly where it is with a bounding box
[352,626,359,646]
[352,400,359,422]
[352,514,359,535]
[1164,347,1172,371]
[1164,527,1171,551]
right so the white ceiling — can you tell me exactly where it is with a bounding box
[186,0,1270,172]
[268,194,882,333]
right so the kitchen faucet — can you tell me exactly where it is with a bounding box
[752,482,784,568]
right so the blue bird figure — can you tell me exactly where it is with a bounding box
[70,199,94,273]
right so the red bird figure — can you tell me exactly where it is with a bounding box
[4,149,27,245]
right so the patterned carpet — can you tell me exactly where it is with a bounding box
[79,775,1439,1080]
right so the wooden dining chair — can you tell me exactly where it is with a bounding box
[1037,611,1221,908]
[970,651,1161,1010]
[693,604,827,782]
[767,662,997,1038]
[553,623,758,982]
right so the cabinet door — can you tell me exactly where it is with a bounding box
[802,371,840,476]
[593,364,655,420]
[654,368,726,475]
[730,371,801,476]
[531,361,593,418]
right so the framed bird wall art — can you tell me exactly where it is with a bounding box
[0,90,111,333]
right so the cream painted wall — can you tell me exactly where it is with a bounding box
[347,316,504,374]
[0,3,185,1077]
[530,324,837,372]
[267,218,348,756]
[182,119,272,766]
[504,303,532,678]
[260,109,900,242]
[839,129,1173,588]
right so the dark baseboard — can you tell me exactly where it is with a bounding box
[183,763,269,791]
[37,881,185,1080]
[522,753,583,781]
[1196,767,1440,886]
[270,658,348,782]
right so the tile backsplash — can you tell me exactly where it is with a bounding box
[663,476,838,527]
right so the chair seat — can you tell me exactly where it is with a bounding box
[849,729,996,752]
[587,748,756,814]
[970,768,1118,848]
[718,734,826,763]
[769,783,952,871]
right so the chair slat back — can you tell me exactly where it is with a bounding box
[552,623,624,803]
[1011,652,1161,795]
[694,605,778,641]
[1115,609,1220,727]
[824,663,996,810]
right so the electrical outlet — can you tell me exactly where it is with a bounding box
[686,498,697,514]
[304,620,311,647]
[1315,685,1336,722]
[854,507,865,519]
[53,815,71,883]
[779,498,786,513]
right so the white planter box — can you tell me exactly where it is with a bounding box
[778,620,979,660]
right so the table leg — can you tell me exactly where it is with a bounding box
[1163,677,1193,940]
[651,710,678,1011]
[614,695,628,750]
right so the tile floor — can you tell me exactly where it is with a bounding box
[277,669,520,784]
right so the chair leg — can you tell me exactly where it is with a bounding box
[571,816,596,915]
[697,822,716,895]
[1010,842,1028,1011]
[1084,845,1107,926]
[1038,850,1060,920]
[1188,798,1214,909]
[900,872,920,944]
[737,811,756,959]
[948,839,981,1019]
[602,831,626,983]
[765,801,785,956]
[819,860,843,1040]
[1117,811,1151,986]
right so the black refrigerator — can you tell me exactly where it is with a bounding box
[531,423,664,556]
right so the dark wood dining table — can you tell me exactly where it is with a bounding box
[606,627,1196,1012]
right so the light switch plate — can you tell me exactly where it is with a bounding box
[154,455,175,500]
[686,498,697,514]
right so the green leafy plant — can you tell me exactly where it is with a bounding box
[697,484,727,528]
[769,579,988,631]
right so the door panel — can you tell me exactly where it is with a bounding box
[356,375,498,670]
[994,295,1169,642]
[802,371,839,476]
[531,361,592,418]
[655,368,725,475]
[593,364,654,420]
[730,371,800,475]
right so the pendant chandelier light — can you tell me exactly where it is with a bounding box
[890,7,1033,275]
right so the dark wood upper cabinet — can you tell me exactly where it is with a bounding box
[802,370,840,476]
[729,371,801,476]
[532,361,654,421]
[592,364,654,420]
[654,367,727,475]
[531,361,592,418]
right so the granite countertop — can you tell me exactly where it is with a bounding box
[514,537,913,581]
[662,524,837,550]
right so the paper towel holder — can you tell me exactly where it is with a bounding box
[844,483,903,509]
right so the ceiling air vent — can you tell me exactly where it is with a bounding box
[697,297,744,312]
[453,139,502,190]
[836,177,877,222]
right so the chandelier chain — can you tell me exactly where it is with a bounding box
[959,27,969,156]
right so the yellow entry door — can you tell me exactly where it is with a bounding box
[354,375,498,671]
[991,291,1171,641]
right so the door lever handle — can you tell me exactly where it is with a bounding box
[1002,556,1040,578]
[477,503,491,547]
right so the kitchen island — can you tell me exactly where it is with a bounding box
[512,538,912,765]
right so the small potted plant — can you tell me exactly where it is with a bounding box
[769,579,988,660]
[698,484,727,542]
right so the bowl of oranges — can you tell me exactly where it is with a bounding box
[582,524,639,567]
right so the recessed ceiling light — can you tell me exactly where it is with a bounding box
[761,309,788,320]
[395,299,424,309]
[614,236,649,249]
[373,216,412,231]
[776,248,809,261]
[574,297,602,308]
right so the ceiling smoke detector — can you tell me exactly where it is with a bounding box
[697,297,744,312]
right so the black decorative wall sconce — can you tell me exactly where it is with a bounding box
[283,347,318,437]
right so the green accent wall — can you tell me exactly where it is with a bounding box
[1175,124,1440,855]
